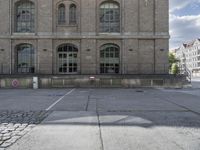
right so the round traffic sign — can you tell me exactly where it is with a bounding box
[12,79,20,88]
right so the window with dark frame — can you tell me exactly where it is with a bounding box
[69,4,77,25]
[58,3,66,25]
[100,2,120,33]
[57,44,78,74]
[16,44,35,73]
[100,44,120,74]
[15,1,35,33]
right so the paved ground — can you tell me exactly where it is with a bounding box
[191,77,200,89]
[0,86,199,149]
[0,111,49,148]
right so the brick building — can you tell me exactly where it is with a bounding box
[0,0,169,75]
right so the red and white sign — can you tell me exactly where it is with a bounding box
[12,79,20,88]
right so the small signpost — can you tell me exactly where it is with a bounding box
[33,77,38,89]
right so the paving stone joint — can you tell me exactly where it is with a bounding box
[0,111,50,149]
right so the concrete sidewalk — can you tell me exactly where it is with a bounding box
[8,110,200,150]
[8,111,102,150]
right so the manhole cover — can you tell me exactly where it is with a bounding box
[135,90,144,93]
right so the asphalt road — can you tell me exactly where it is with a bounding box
[192,77,200,89]
[0,88,199,150]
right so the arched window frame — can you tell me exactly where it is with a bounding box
[16,43,35,73]
[15,0,35,33]
[99,1,120,33]
[57,44,78,74]
[58,3,66,25]
[69,4,77,25]
[100,43,120,74]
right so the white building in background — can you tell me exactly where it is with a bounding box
[175,39,200,77]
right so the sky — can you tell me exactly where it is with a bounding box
[169,0,200,49]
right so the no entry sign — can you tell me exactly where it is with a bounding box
[12,79,20,88]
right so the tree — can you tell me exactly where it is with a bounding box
[171,63,179,75]
[168,52,180,75]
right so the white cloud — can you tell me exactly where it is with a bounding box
[169,0,200,13]
[169,0,200,49]
[170,1,190,13]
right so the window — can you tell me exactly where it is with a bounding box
[100,44,120,74]
[100,2,120,33]
[16,44,35,73]
[69,4,77,25]
[57,44,78,73]
[58,4,66,25]
[15,1,35,33]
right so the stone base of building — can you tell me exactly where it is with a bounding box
[0,74,188,89]
[192,70,200,77]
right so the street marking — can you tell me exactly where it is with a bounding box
[45,89,75,111]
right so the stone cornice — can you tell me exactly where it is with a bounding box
[0,33,170,39]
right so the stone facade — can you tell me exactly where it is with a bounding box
[0,0,169,75]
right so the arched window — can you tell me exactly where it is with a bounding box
[100,2,120,33]
[100,44,120,74]
[58,4,66,24]
[69,4,77,25]
[57,44,78,73]
[16,44,35,73]
[15,1,35,33]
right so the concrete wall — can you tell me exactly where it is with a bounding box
[0,77,33,88]
[124,0,138,34]
[81,0,96,34]
[123,39,139,74]
[37,0,53,35]
[139,0,154,33]
[81,39,97,74]
[155,0,169,34]
[139,40,154,74]
[0,39,11,74]
[0,75,186,89]
[0,0,10,35]
[38,39,53,74]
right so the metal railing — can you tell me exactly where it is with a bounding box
[179,64,192,83]
[0,63,170,75]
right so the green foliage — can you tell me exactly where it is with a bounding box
[171,63,179,75]
[169,53,179,64]
[168,52,180,75]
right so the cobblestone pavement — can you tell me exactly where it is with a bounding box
[0,111,50,149]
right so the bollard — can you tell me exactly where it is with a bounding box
[33,77,38,89]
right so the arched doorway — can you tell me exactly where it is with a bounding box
[100,44,120,74]
[57,44,78,74]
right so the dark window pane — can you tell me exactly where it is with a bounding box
[100,44,120,74]
[17,44,35,73]
[57,44,78,74]
[69,4,77,25]
[100,2,120,33]
[16,1,35,33]
[58,4,66,24]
